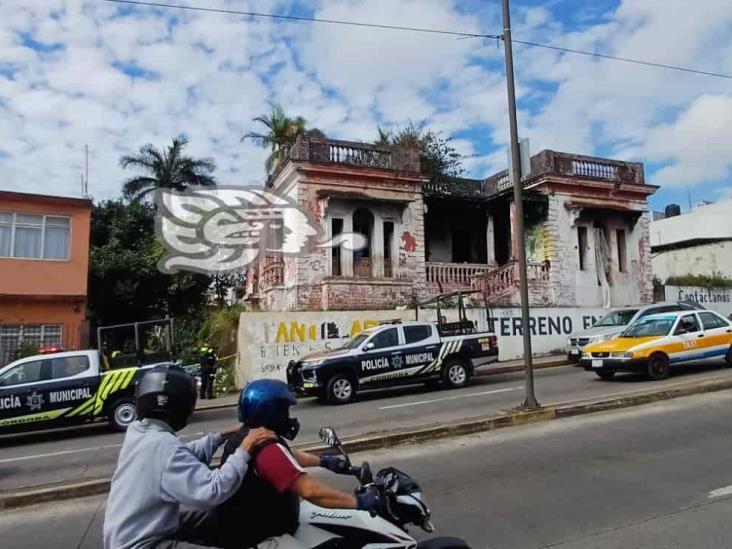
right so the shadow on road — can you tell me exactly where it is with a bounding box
[589,360,730,383]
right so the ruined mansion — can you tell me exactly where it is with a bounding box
[240,134,657,312]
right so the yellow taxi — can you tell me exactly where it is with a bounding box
[581,310,732,380]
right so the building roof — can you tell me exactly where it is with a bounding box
[650,199,732,249]
[0,190,92,208]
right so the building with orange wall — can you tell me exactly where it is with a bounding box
[0,191,92,366]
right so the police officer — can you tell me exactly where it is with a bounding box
[213,379,382,549]
[198,343,217,400]
[103,365,275,549]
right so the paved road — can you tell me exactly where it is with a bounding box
[0,360,730,493]
[5,389,732,548]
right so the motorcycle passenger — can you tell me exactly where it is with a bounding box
[213,379,382,549]
[198,342,217,400]
[103,365,275,549]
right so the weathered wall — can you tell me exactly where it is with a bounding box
[653,241,732,280]
[236,306,606,386]
[664,285,732,317]
[545,193,652,307]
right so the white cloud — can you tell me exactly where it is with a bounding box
[0,0,730,204]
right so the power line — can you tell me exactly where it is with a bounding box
[104,0,732,80]
[103,0,498,39]
[512,39,732,80]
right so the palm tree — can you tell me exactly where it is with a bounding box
[120,135,216,202]
[243,104,323,175]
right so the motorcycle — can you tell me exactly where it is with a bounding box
[291,426,470,549]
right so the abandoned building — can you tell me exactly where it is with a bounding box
[241,134,658,311]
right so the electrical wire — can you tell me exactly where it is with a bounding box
[103,0,732,80]
[103,0,499,39]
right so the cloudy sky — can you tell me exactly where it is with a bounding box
[1,0,731,211]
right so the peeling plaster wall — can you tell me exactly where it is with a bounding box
[544,193,652,307]
[653,241,732,280]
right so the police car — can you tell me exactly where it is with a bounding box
[286,320,498,404]
[581,310,732,381]
[0,349,162,432]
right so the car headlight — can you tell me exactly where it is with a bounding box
[590,334,610,343]
[581,351,591,358]
[301,368,318,381]
[611,352,633,358]
[302,359,324,367]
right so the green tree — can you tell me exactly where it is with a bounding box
[120,135,216,202]
[88,200,212,326]
[243,104,324,175]
[376,122,464,182]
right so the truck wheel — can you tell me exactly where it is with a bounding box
[326,374,356,404]
[442,359,470,389]
[108,398,137,431]
[647,353,670,381]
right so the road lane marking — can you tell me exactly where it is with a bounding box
[0,432,205,464]
[378,386,522,410]
[708,485,732,499]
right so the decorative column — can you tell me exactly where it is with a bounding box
[486,212,496,266]
[342,213,354,277]
[372,215,385,278]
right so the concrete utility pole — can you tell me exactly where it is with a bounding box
[501,0,539,408]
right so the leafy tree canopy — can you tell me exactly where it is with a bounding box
[376,122,465,182]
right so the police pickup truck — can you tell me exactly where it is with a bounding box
[0,349,159,432]
[287,320,498,404]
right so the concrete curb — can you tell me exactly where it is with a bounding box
[193,357,570,412]
[7,368,727,510]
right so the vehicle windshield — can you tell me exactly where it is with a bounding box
[620,317,676,338]
[341,332,370,350]
[594,309,638,327]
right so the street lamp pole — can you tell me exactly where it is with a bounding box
[501,0,539,408]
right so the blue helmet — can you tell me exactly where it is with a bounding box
[238,379,299,440]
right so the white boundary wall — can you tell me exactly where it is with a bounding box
[236,307,607,386]
[665,286,732,317]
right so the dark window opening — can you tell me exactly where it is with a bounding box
[616,229,627,272]
[452,229,472,263]
[492,203,510,265]
[353,209,374,277]
[578,226,588,271]
[331,218,343,276]
[384,221,394,278]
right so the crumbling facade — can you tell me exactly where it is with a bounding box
[242,135,657,312]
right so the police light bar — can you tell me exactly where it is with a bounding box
[39,346,64,354]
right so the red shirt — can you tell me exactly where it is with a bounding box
[255,443,305,493]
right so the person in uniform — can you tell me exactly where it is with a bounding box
[198,343,217,400]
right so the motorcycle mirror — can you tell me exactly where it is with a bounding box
[319,427,340,448]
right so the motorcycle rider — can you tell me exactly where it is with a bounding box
[213,379,382,549]
[103,365,276,549]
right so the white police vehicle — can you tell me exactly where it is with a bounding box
[288,292,498,404]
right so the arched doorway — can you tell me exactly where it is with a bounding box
[353,208,374,277]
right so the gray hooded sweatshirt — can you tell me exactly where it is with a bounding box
[103,419,250,549]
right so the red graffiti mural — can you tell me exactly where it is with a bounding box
[401,231,417,252]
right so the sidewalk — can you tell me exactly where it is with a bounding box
[195,354,568,411]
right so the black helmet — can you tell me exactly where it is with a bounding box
[238,379,299,440]
[136,365,197,431]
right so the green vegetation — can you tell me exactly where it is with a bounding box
[120,134,216,202]
[665,273,732,289]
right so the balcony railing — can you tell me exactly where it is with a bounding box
[288,135,421,173]
[425,262,492,292]
[259,256,284,290]
[471,260,551,300]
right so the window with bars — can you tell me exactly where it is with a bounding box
[0,212,71,260]
[0,325,63,367]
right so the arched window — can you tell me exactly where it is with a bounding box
[353,208,373,277]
